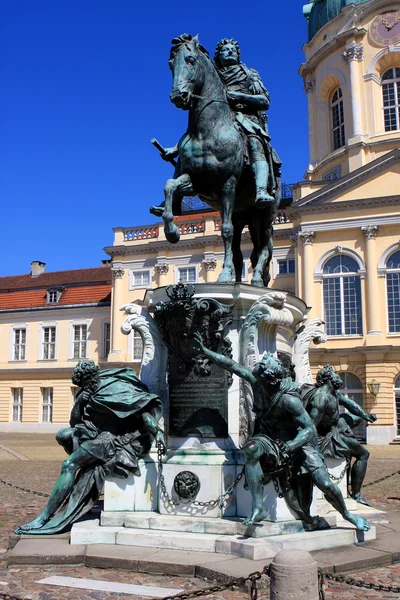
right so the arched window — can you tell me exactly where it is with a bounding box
[382,67,400,131]
[331,88,345,150]
[386,249,400,332]
[323,255,362,336]
[338,372,366,441]
[394,375,400,436]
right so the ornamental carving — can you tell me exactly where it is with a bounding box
[343,44,364,62]
[361,225,378,240]
[111,267,124,279]
[304,78,316,93]
[299,231,315,245]
[292,318,328,384]
[202,257,217,271]
[155,262,170,275]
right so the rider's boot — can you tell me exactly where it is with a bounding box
[252,160,275,208]
[150,202,166,217]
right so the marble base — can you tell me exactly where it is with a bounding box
[70,514,376,561]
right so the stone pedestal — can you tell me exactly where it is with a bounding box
[71,284,383,554]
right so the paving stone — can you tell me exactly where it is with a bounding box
[364,531,400,561]
[8,539,86,566]
[311,544,392,573]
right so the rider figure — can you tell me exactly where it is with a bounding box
[214,38,275,208]
[150,37,277,217]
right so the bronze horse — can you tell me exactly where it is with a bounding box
[160,34,281,287]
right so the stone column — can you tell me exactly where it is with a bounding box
[303,77,317,172]
[110,266,125,358]
[299,231,315,311]
[202,255,217,283]
[343,43,364,138]
[270,549,318,600]
[155,261,170,287]
[361,225,381,335]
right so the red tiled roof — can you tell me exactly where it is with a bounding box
[0,267,111,291]
[0,285,111,310]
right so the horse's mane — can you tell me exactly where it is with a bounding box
[170,33,211,61]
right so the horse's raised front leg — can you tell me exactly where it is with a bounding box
[217,178,236,283]
[163,174,193,244]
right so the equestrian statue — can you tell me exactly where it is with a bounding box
[151,35,282,287]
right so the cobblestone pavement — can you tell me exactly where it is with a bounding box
[0,435,400,599]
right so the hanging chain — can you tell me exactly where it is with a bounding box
[158,565,270,600]
[0,477,50,498]
[322,571,400,594]
[328,458,350,484]
[157,440,244,508]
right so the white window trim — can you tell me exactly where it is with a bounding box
[276,258,296,278]
[272,247,294,280]
[10,387,23,423]
[69,320,90,360]
[102,319,111,359]
[9,325,27,362]
[129,268,153,290]
[321,260,363,337]
[39,323,58,361]
[314,247,365,283]
[127,327,144,366]
[174,264,199,283]
[41,387,54,423]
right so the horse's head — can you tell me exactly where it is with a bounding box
[169,33,208,110]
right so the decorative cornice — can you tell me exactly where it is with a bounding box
[363,73,381,85]
[361,225,378,240]
[202,257,217,271]
[304,77,316,94]
[299,231,315,245]
[343,43,364,62]
[154,262,169,275]
[111,267,124,279]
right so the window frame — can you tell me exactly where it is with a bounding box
[102,321,111,359]
[322,255,363,337]
[277,258,296,276]
[69,320,90,360]
[40,323,57,361]
[131,328,144,364]
[129,269,152,290]
[175,265,198,283]
[385,249,400,334]
[11,326,27,362]
[11,388,23,423]
[41,387,53,423]
[382,67,400,132]
[331,87,345,151]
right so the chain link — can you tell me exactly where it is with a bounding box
[0,477,50,498]
[363,469,400,488]
[158,565,269,600]
[323,571,400,594]
[157,441,244,508]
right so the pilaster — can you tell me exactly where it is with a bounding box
[361,225,382,338]
[299,231,315,312]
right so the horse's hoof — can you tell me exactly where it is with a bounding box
[165,226,180,244]
[251,279,264,288]
[217,273,233,284]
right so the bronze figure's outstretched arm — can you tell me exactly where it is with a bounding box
[193,331,255,384]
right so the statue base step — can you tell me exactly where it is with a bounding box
[70,514,376,561]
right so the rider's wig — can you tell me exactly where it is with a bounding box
[214,38,241,68]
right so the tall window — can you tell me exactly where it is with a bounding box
[394,375,400,436]
[73,325,87,359]
[132,329,144,363]
[386,249,400,332]
[331,88,345,150]
[103,322,111,358]
[42,388,53,423]
[42,326,56,360]
[178,266,196,283]
[338,372,365,441]
[382,67,400,132]
[323,255,362,336]
[12,388,23,422]
[13,328,26,361]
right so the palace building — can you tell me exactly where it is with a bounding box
[1,0,400,442]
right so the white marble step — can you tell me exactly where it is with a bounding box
[101,511,337,537]
[70,518,376,561]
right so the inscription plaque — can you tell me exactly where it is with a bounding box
[169,358,229,438]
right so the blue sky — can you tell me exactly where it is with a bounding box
[1,1,309,276]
